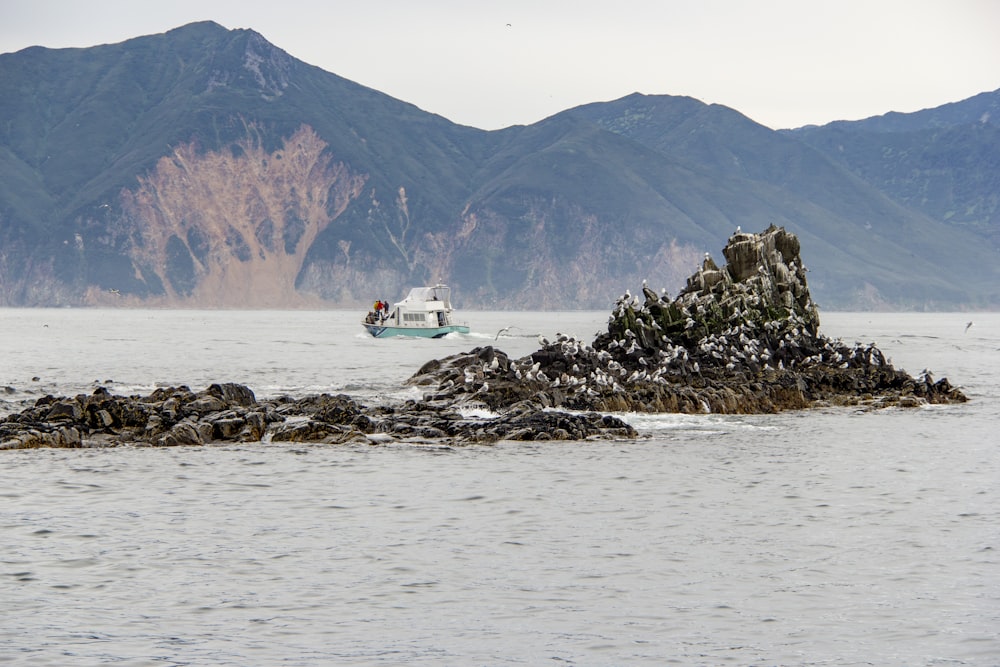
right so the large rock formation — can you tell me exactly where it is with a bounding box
[408,225,966,414]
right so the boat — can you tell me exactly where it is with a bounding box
[362,284,470,338]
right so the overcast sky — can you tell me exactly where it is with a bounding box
[2,0,998,130]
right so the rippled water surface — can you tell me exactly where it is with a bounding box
[1,310,998,665]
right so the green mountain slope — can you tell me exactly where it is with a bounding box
[787,89,1000,249]
[569,94,1000,308]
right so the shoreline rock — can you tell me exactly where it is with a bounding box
[1,226,966,450]
[0,382,636,450]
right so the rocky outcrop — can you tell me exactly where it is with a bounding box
[408,225,967,414]
[0,382,635,450]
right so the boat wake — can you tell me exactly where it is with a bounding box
[494,325,541,340]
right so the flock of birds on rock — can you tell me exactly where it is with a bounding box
[445,307,892,412]
[425,226,960,412]
[444,286,893,410]
[432,227,892,409]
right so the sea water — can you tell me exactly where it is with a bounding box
[1,309,998,666]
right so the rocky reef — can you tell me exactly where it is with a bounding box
[409,225,965,414]
[1,225,965,450]
[0,382,635,450]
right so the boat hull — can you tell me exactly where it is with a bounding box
[363,323,470,339]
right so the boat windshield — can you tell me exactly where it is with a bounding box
[404,285,452,305]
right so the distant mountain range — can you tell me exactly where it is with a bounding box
[1,21,997,309]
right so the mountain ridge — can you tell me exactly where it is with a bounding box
[0,21,996,309]
[785,89,1000,250]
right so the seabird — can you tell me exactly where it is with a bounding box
[495,326,511,340]
[965,321,973,334]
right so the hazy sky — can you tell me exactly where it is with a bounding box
[2,0,998,130]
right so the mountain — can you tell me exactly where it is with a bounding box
[0,21,997,310]
[0,21,495,307]
[569,94,1000,308]
[786,89,1000,250]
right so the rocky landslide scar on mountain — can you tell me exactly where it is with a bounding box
[113,124,366,307]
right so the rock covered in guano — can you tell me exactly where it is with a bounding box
[409,225,966,414]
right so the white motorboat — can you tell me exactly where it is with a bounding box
[362,284,470,338]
